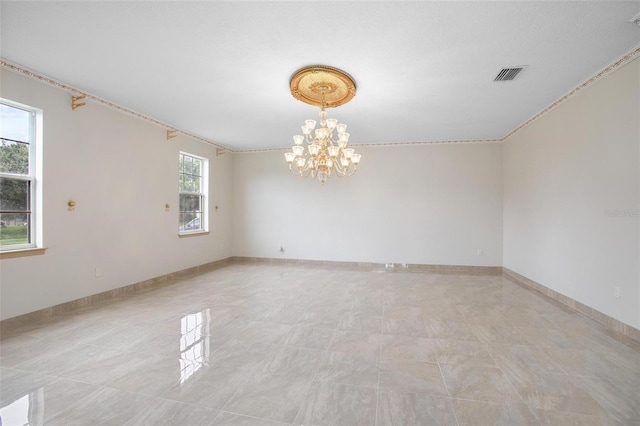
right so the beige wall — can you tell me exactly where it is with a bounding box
[232,143,504,266]
[0,69,233,320]
[503,58,640,329]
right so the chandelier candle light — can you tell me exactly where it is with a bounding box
[285,65,361,184]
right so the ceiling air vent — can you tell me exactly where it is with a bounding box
[494,67,524,82]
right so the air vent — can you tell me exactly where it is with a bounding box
[494,67,524,81]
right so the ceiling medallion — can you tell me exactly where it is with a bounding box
[289,65,356,108]
[285,65,361,184]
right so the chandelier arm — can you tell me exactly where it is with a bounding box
[336,163,351,177]
[289,162,314,176]
[307,157,317,172]
[336,155,353,172]
[338,161,358,177]
[292,166,312,178]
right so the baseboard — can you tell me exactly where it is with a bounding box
[231,256,503,275]
[0,257,233,334]
[503,268,640,343]
[2,257,638,344]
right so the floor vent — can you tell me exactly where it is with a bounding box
[494,67,524,81]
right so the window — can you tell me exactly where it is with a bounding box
[0,99,41,251]
[179,152,208,234]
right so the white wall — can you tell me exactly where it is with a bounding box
[5,56,637,332]
[503,58,640,329]
[232,143,503,266]
[0,70,233,320]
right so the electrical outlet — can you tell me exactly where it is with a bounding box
[614,286,621,299]
[95,267,102,278]
[477,249,484,256]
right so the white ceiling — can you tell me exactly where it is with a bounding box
[1,1,639,151]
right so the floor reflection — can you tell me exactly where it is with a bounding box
[0,388,44,426]
[179,309,211,385]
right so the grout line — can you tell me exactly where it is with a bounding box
[3,264,638,425]
[421,290,460,426]
[288,302,332,425]
[213,410,291,425]
[435,355,460,426]
[374,301,384,426]
[484,345,531,410]
[311,377,379,391]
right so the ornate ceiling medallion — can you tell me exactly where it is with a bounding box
[289,65,356,108]
[285,65,361,184]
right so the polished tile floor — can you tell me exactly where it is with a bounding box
[1,263,639,425]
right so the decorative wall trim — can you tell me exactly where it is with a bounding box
[353,139,502,148]
[234,45,640,153]
[0,58,230,152]
[3,44,638,154]
[501,44,640,141]
[503,268,640,343]
[1,258,638,343]
[235,139,502,154]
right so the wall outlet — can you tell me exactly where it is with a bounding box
[614,286,621,299]
[95,267,102,278]
[477,249,484,256]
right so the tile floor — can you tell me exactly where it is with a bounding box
[1,263,639,425]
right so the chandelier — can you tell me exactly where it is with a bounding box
[285,65,361,184]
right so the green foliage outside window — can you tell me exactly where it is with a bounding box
[0,102,33,247]
[179,153,205,231]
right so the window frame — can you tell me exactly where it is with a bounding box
[178,151,208,235]
[0,98,42,253]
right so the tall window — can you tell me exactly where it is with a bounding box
[179,152,208,233]
[0,100,40,250]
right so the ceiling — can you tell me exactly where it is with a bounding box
[1,1,639,151]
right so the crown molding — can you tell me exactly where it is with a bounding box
[236,138,501,154]
[240,44,640,153]
[3,44,638,153]
[501,44,640,141]
[0,58,231,152]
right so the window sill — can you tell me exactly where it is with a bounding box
[0,247,47,259]
[178,231,210,239]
